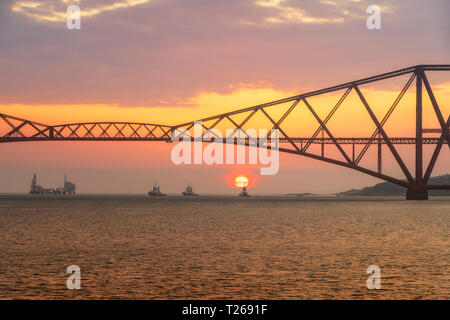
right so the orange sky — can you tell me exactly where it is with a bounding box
[1,77,449,194]
[2,79,449,137]
[0,0,449,194]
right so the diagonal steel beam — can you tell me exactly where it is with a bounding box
[67,124,82,138]
[54,125,66,138]
[3,121,28,138]
[112,123,127,138]
[303,87,351,153]
[0,115,26,137]
[262,99,301,141]
[200,123,221,139]
[303,98,352,163]
[158,126,172,140]
[30,126,52,138]
[226,109,259,139]
[259,107,301,152]
[173,123,195,140]
[129,124,142,138]
[423,115,450,184]
[271,145,411,188]
[355,85,414,184]
[422,72,450,149]
[99,123,112,138]
[356,73,415,164]
[201,117,225,140]
[27,121,49,136]
[145,125,158,138]
[83,124,96,137]
[225,115,253,140]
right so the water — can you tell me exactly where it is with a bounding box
[0,195,448,299]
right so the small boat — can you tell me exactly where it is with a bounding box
[148,183,166,196]
[239,187,250,197]
[182,184,198,196]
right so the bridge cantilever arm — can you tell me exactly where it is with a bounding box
[276,146,411,189]
[171,65,450,131]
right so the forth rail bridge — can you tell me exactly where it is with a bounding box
[1,65,449,199]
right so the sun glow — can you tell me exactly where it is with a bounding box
[234,175,249,188]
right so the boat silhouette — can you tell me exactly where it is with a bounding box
[148,182,166,196]
[182,184,198,196]
[239,187,250,197]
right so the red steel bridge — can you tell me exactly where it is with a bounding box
[1,65,449,199]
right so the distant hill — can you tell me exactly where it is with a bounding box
[338,174,450,196]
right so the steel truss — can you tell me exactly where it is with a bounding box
[1,65,449,199]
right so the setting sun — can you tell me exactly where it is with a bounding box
[234,175,249,188]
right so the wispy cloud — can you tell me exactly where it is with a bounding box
[12,0,151,22]
[243,0,366,26]
[2,0,448,108]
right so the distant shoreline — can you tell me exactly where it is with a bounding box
[1,173,449,198]
[337,173,450,196]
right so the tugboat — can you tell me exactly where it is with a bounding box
[239,187,250,197]
[148,183,166,196]
[182,184,198,196]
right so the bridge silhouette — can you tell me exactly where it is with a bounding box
[1,65,449,199]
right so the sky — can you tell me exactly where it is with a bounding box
[0,0,449,194]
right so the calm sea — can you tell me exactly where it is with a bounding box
[0,195,448,299]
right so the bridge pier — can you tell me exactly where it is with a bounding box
[406,188,428,200]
